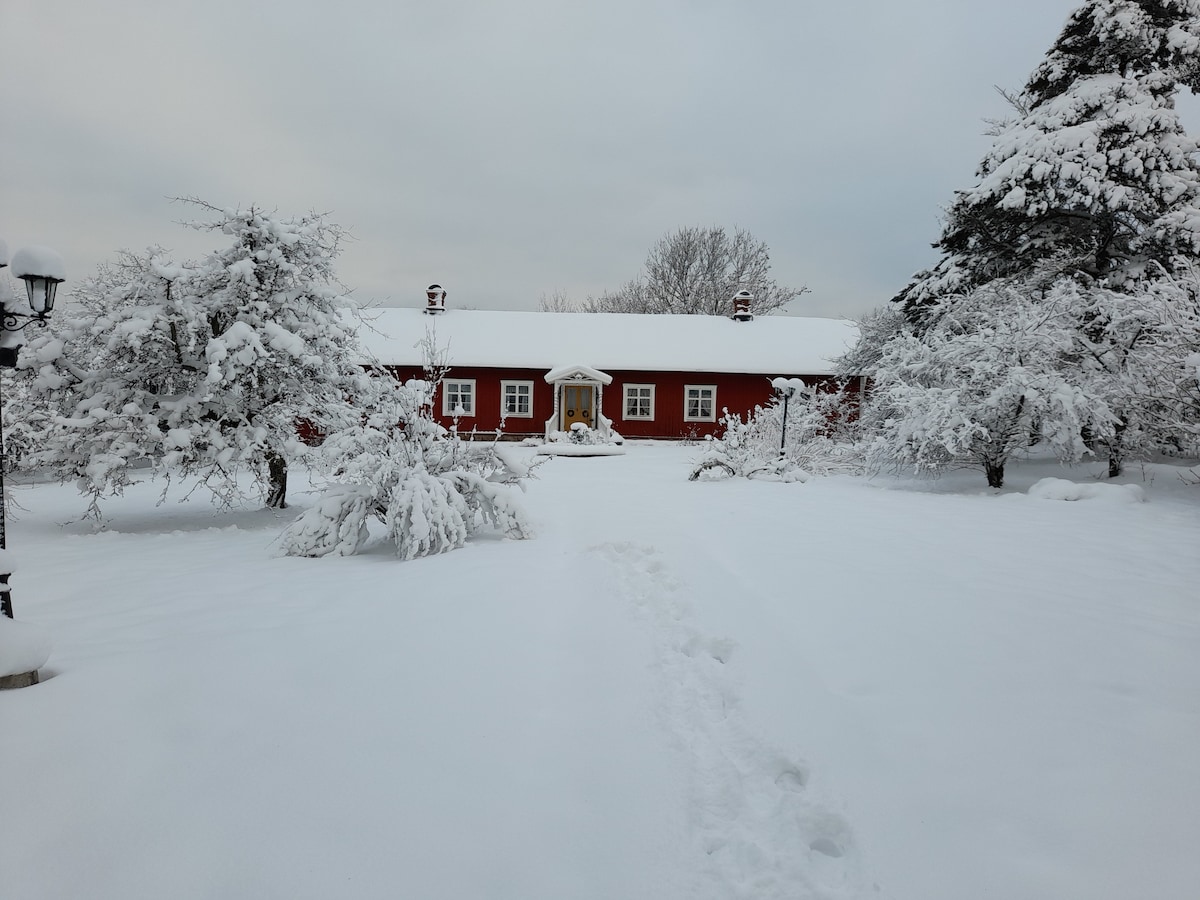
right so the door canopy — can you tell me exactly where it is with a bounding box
[543,364,613,385]
[543,364,614,442]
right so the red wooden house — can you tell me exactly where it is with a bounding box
[356,287,861,441]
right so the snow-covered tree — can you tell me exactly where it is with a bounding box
[20,202,368,515]
[868,282,1115,488]
[898,0,1200,321]
[836,304,907,379]
[850,1,1200,481]
[280,375,532,559]
[569,226,806,316]
[1064,266,1200,470]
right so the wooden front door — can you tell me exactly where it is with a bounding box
[562,385,594,430]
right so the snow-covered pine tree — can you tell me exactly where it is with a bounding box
[21,202,368,515]
[897,0,1200,321]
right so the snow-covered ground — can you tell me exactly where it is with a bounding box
[2,444,1198,900]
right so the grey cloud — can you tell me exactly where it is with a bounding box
[2,0,1143,319]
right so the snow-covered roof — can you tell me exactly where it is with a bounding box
[354,307,859,376]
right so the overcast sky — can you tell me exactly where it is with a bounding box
[3,0,1195,319]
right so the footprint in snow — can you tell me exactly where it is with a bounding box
[587,541,866,898]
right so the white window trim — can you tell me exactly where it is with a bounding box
[442,378,476,417]
[684,384,717,422]
[500,380,534,418]
[622,383,655,420]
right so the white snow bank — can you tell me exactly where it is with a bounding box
[535,444,627,457]
[0,617,51,677]
[1028,477,1146,503]
[10,245,66,281]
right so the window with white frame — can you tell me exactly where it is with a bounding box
[623,383,655,420]
[500,380,533,418]
[684,385,717,422]
[442,379,476,417]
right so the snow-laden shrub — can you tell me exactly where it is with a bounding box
[281,377,533,559]
[276,485,373,557]
[384,469,471,560]
[689,384,863,482]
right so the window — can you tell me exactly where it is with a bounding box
[623,383,655,420]
[684,385,716,422]
[442,379,476,417]
[501,380,533,418]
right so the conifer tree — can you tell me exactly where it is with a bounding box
[898,0,1200,321]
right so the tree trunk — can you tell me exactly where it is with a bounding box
[1107,454,1123,479]
[984,459,1005,489]
[266,452,288,509]
[1106,417,1127,479]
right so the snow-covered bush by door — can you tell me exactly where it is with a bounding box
[280,377,533,559]
[17,202,368,516]
[544,420,624,447]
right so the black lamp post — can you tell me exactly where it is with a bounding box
[776,380,799,458]
[0,240,62,619]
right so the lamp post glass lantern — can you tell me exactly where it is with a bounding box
[0,241,62,618]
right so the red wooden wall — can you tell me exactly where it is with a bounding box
[383,365,858,440]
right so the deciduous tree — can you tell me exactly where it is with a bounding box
[577,226,807,316]
[20,201,368,515]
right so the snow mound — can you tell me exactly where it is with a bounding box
[0,617,52,678]
[1027,477,1145,504]
[535,444,626,457]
